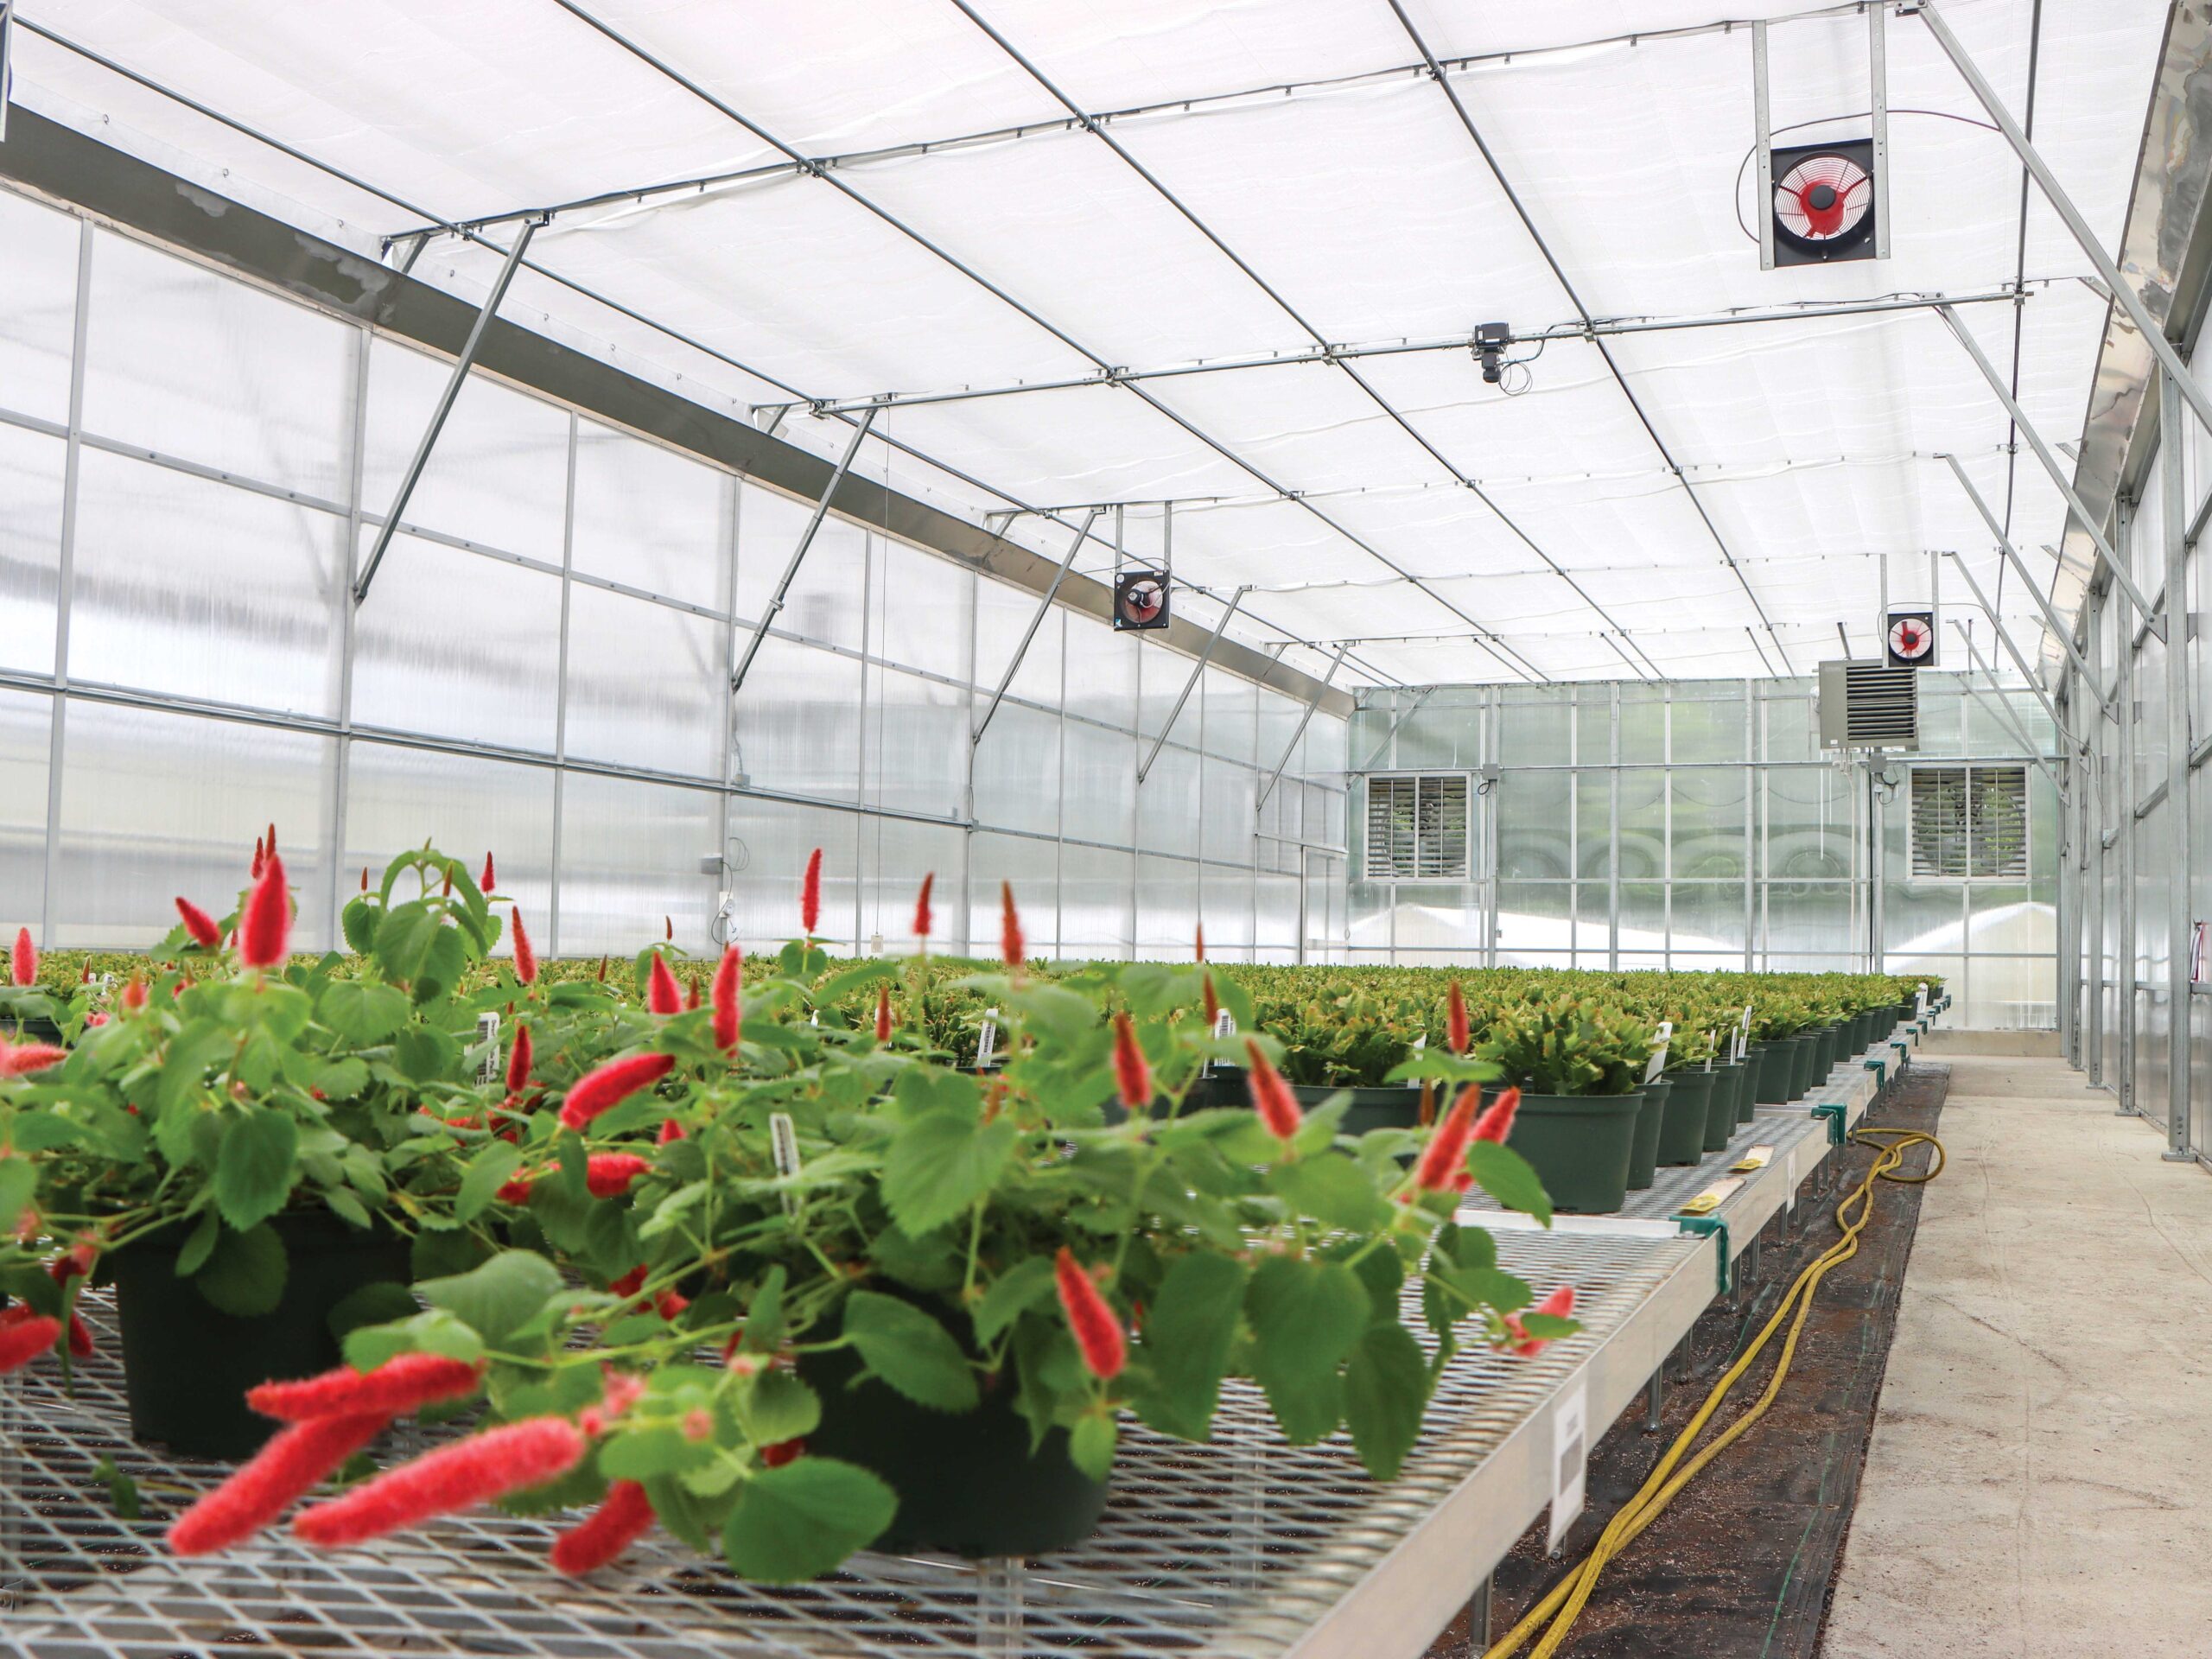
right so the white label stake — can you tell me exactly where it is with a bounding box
[769,1111,802,1215]
[475,1013,500,1085]
[975,1008,1000,1070]
[1548,1381,1589,1554]
[1644,1020,1672,1084]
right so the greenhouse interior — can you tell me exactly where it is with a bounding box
[0,0,2207,1655]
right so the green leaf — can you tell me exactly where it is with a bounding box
[1069,1414,1117,1481]
[320,980,410,1046]
[194,1222,288,1317]
[1516,1313,1580,1340]
[1261,1365,1344,1444]
[970,1256,1057,1348]
[1268,1151,1390,1233]
[93,1453,141,1521]
[456,1141,526,1223]
[328,1280,420,1344]
[9,1111,83,1152]
[173,1206,222,1276]
[601,1425,714,1481]
[879,1111,1016,1238]
[842,1291,979,1413]
[1133,1253,1249,1442]
[340,896,380,956]
[736,1369,821,1447]
[418,1249,564,1350]
[1343,1321,1429,1480]
[721,1458,897,1583]
[1465,1141,1553,1226]
[0,1160,33,1236]
[393,1026,461,1084]
[342,1307,483,1370]
[412,926,470,1005]
[373,900,443,983]
[213,1109,299,1231]
[1245,1255,1366,1440]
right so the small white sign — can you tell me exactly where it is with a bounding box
[1733,1005,1752,1064]
[1703,1029,1718,1074]
[769,1110,802,1215]
[976,1008,1000,1069]
[1915,982,1929,1020]
[1783,1142,1798,1212]
[1548,1381,1589,1554]
[475,1012,500,1085]
[2192,922,2206,985]
[1644,1020,1672,1084]
[1213,1007,1236,1040]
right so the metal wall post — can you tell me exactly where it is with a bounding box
[1752,21,1776,271]
[354,217,542,604]
[974,508,1098,744]
[1608,682,1622,971]
[732,404,878,692]
[1870,0,1891,259]
[2086,587,2107,1084]
[0,3,14,145]
[2115,500,2139,1114]
[38,219,92,949]
[2161,367,2194,1157]
[1137,588,1249,785]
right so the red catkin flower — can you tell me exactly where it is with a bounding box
[645,951,683,1015]
[1194,924,1205,963]
[0,1314,60,1374]
[596,955,609,982]
[558,1052,677,1131]
[874,984,893,1045]
[1053,1247,1127,1380]
[1243,1039,1303,1144]
[266,823,277,860]
[506,1023,533,1099]
[912,872,934,943]
[684,980,701,1011]
[251,835,265,880]
[711,946,742,1054]
[1110,1013,1150,1110]
[293,1416,587,1548]
[657,1116,686,1146]
[248,1353,483,1424]
[1000,882,1025,973]
[664,915,672,943]
[480,851,496,893]
[79,962,92,984]
[512,910,538,985]
[496,1173,536,1205]
[240,850,290,969]
[1202,971,1221,1030]
[607,1263,650,1300]
[1502,1285,1577,1357]
[760,1437,804,1469]
[440,867,454,897]
[549,1478,655,1576]
[11,926,35,988]
[167,1410,389,1556]
[1414,1086,1481,1192]
[1471,1084,1522,1146]
[800,847,823,937]
[1446,981,1470,1056]
[122,971,149,1011]
[175,897,222,949]
[0,1043,67,1077]
[585,1153,652,1198]
[359,865,370,893]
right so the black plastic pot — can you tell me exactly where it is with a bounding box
[1502,1090,1643,1215]
[800,1313,1109,1559]
[1650,1076,1706,1167]
[109,1211,411,1459]
[1625,1087,1662,1190]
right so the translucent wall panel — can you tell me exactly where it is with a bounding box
[1617,768,1665,880]
[1203,666,1255,764]
[343,741,554,955]
[1495,772,1567,879]
[1201,760,1257,864]
[1136,855,1200,957]
[1669,881,1745,954]
[1064,613,1137,732]
[1061,842,1135,959]
[866,667,967,821]
[365,340,568,562]
[1766,767,1852,878]
[0,690,53,936]
[973,702,1060,836]
[353,533,563,752]
[732,635,861,803]
[1763,881,1853,958]
[973,576,1062,709]
[0,424,65,674]
[563,583,724,779]
[1497,696,1568,767]
[70,451,344,716]
[857,815,965,955]
[1137,745,1202,857]
[1669,768,1745,879]
[734,485,867,652]
[54,700,334,949]
[724,797,861,953]
[1136,638,1203,745]
[0,193,79,425]
[571,421,730,610]
[1497,881,1573,963]
[870,539,972,683]
[970,831,1058,957]
[558,772,721,957]
[1063,719,1137,848]
[84,232,353,500]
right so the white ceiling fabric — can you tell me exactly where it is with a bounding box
[9,0,2170,688]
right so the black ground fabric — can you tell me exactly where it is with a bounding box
[1427,1061,1949,1659]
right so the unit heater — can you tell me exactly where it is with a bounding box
[1817,658,1918,750]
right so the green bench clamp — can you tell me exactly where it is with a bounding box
[1672,1214,1732,1296]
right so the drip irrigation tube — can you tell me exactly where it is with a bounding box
[1483,1125,1946,1659]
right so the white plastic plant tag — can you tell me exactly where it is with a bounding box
[1547,1381,1589,1554]
[976,1008,1000,1070]
[475,1013,500,1084]
[1213,1007,1236,1040]
[1733,1005,1752,1063]
[1643,1020,1671,1084]
[1915,983,1928,1020]
[769,1111,801,1215]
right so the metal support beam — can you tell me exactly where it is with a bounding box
[353,217,540,605]
[1870,0,1891,260]
[2160,365,2193,1158]
[1356,688,1437,774]
[972,507,1098,744]
[1950,622,2064,797]
[1937,306,2162,632]
[1920,0,2212,442]
[0,2,14,144]
[1256,643,1349,811]
[730,404,879,693]
[1753,21,1776,271]
[1941,551,2079,751]
[1940,454,2105,700]
[1137,588,1249,785]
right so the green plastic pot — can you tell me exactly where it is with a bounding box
[1296,1083,1424,1136]
[1729,1057,1758,1125]
[1649,1076,1706,1166]
[109,1211,412,1459]
[1748,1041,1793,1105]
[801,1310,1109,1558]
[1696,1065,1743,1152]
[1625,1086,1662,1190]
[1785,1033,1819,1097]
[1662,1069,1719,1161]
[1502,1090,1643,1215]
[1810,1025,1840,1078]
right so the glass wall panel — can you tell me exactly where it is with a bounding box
[1137,745,1202,858]
[1255,871,1299,963]
[353,533,564,753]
[1497,772,1570,879]
[1669,768,1746,879]
[0,424,66,674]
[1202,760,1257,864]
[1064,718,1137,849]
[71,450,345,717]
[571,422,730,610]
[1203,666,1256,765]
[973,576,1062,710]
[557,772,722,957]
[1670,881,1745,954]
[1199,864,1255,958]
[1617,768,1665,880]
[857,816,965,956]
[563,583,724,779]
[0,193,79,424]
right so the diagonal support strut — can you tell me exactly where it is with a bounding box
[973,507,1098,745]
[1137,588,1249,785]
[732,405,879,693]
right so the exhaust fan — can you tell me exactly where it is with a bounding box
[1770,139,1877,265]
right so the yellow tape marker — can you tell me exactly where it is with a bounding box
[1677,1176,1746,1215]
[1729,1146,1775,1173]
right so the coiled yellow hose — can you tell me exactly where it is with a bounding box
[1483,1126,1946,1659]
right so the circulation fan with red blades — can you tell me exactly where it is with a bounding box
[1768,137,1878,265]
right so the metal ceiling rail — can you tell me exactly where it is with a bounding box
[10,20,1391,701]
[1385,0,1798,680]
[546,0,1553,689]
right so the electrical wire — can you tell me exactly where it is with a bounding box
[1732,109,2003,242]
[1483,1123,1946,1659]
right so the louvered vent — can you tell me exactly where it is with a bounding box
[1364,774,1470,881]
[1910,766,2028,879]
[1817,659,1918,749]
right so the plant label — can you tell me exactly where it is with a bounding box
[475,1013,500,1084]
[1733,1005,1752,1063]
[1548,1381,1589,1554]
[769,1111,801,1215]
[1731,1145,1775,1173]
[976,1009,1000,1070]
[1703,1029,1718,1073]
[2193,921,2208,984]
[1644,1020,1671,1084]
[1679,1176,1744,1215]
[1213,1008,1236,1040]
[1915,983,1928,1020]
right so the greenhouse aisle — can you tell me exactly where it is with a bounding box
[1824,1056,2212,1656]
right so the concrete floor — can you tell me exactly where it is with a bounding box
[1824,1053,2212,1656]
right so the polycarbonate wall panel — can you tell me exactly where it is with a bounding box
[0,183,1344,968]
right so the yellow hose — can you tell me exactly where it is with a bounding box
[1483,1126,1945,1659]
